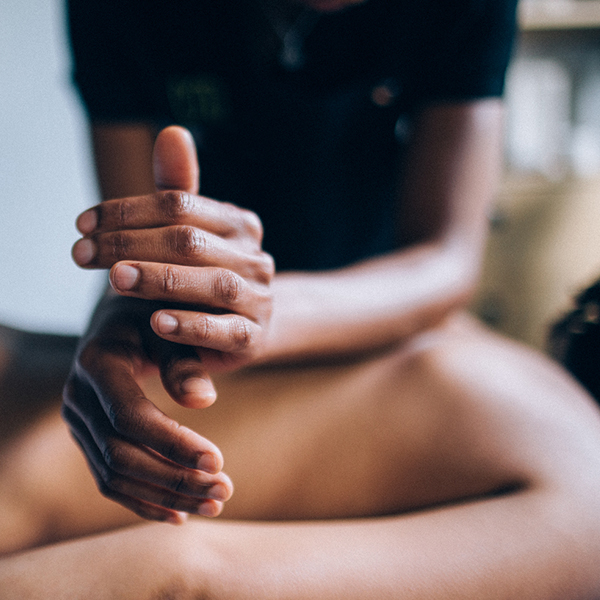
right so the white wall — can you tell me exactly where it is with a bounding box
[0,0,102,334]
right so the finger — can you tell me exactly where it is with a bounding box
[62,398,232,502]
[72,226,272,279]
[63,405,228,519]
[151,330,243,396]
[63,379,184,523]
[76,191,262,242]
[151,310,261,355]
[109,262,271,315]
[144,333,218,409]
[153,126,200,194]
[72,345,223,472]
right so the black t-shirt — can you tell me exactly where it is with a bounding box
[68,0,518,271]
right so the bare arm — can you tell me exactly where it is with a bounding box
[87,99,503,364]
[3,478,597,600]
[64,101,502,520]
[261,99,503,361]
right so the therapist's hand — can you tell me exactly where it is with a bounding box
[63,127,272,522]
[73,126,274,384]
[62,293,234,523]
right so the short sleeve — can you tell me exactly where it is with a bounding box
[416,0,519,104]
[67,0,165,122]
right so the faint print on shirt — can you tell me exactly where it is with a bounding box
[167,74,230,126]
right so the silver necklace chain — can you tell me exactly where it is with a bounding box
[258,1,321,71]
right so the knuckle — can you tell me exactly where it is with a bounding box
[240,209,264,241]
[213,270,241,305]
[230,319,253,350]
[222,204,263,242]
[254,252,275,284]
[172,225,205,260]
[160,191,195,223]
[264,253,276,278]
[111,231,130,261]
[76,343,99,373]
[190,317,212,344]
[117,199,135,228]
[107,401,136,436]
[161,264,178,295]
[102,441,129,474]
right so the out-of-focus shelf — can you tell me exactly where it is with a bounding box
[520,0,600,30]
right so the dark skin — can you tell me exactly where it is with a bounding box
[4,3,600,596]
[62,0,505,522]
[65,93,504,522]
[64,128,277,521]
[2,122,600,600]
[4,312,600,598]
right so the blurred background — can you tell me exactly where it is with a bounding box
[474,0,600,349]
[2,0,600,348]
[0,0,102,334]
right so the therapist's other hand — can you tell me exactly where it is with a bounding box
[62,294,234,523]
[72,127,274,376]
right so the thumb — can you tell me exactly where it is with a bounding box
[152,126,200,194]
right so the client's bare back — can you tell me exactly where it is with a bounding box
[2,312,600,560]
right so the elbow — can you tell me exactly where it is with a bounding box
[449,262,480,311]
[435,240,483,311]
[393,250,478,340]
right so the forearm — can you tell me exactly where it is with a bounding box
[259,101,503,364]
[3,488,598,600]
[260,239,480,362]
[0,524,189,600]
[202,492,600,600]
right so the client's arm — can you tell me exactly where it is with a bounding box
[1,497,592,600]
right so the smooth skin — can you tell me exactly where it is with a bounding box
[2,314,600,598]
[65,100,502,523]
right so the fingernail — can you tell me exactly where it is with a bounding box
[72,239,96,265]
[76,209,97,234]
[196,502,219,518]
[206,483,229,501]
[156,312,179,334]
[181,377,216,400]
[197,452,219,474]
[165,511,188,525]
[112,264,140,291]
